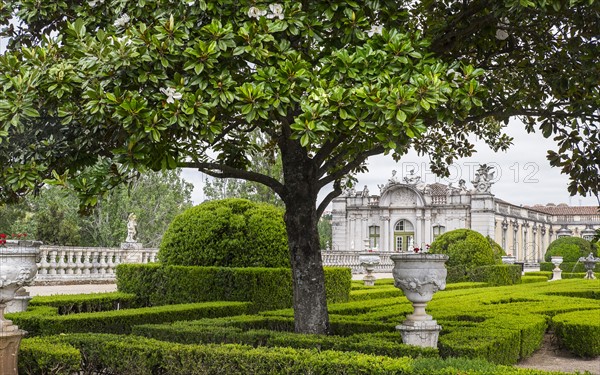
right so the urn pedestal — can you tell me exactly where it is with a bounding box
[550,256,563,281]
[390,253,448,348]
[358,252,380,286]
[0,240,41,375]
[579,253,599,280]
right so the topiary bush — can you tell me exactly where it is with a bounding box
[486,236,506,263]
[429,229,496,271]
[159,198,289,268]
[544,237,598,263]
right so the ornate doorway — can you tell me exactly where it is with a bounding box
[394,219,414,252]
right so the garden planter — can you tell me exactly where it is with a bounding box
[579,253,599,280]
[390,253,448,348]
[0,240,41,375]
[550,256,563,281]
[358,252,380,286]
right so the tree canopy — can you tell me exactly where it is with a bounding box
[0,169,193,247]
[1,0,598,333]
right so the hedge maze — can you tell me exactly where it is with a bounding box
[11,266,600,375]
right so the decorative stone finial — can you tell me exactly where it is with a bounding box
[471,164,495,193]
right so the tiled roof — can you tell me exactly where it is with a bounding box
[526,205,599,215]
[428,183,447,196]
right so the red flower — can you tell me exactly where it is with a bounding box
[0,233,6,239]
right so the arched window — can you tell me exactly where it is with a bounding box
[433,225,445,240]
[393,219,414,252]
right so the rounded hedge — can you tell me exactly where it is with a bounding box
[159,199,290,268]
[429,229,496,270]
[544,237,598,263]
[486,236,506,262]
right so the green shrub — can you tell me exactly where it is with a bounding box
[429,229,496,271]
[524,271,552,280]
[521,276,549,284]
[487,236,507,262]
[468,265,521,286]
[19,337,81,375]
[9,301,251,336]
[159,198,290,267]
[116,264,351,310]
[552,309,600,357]
[29,292,138,314]
[544,237,597,262]
[133,322,438,359]
[540,261,588,273]
[29,333,563,375]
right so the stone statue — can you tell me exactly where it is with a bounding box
[361,185,369,197]
[125,213,137,243]
[471,164,495,193]
[458,179,468,193]
[389,170,398,183]
[403,168,421,185]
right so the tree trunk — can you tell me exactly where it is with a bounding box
[280,139,330,334]
[284,191,330,334]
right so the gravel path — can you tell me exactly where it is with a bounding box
[516,334,600,375]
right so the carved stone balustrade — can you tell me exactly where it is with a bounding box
[35,246,158,284]
[321,250,394,274]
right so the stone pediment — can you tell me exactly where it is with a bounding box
[379,184,424,207]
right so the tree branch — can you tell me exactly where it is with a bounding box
[317,146,384,189]
[313,134,347,167]
[180,161,285,197]
[317,180,342,218]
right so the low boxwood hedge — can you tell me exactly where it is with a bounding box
[116,264,351,310]
[19,333,569,375]
[132,322,438,359]
[8,301,251,336]
[552,309,600,358]
[468,265,521,286]
[29,292,138,314]
[19,337,81,375]
[540,262,587,273]
[521,276,550,284]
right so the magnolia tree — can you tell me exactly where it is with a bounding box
[0,1,598,334]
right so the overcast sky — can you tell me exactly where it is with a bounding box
[182,119,599,207]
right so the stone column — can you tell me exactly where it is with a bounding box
[0,310,23,375]
[380,216,390,252]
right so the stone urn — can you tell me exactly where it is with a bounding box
[579,253,599,280]
[390,253,448,348]
[0,240,41,375]
[358,252,380,286]
[550,256,563,281]
[501,255,516,264]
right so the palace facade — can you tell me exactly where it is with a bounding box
[331,167,599,263]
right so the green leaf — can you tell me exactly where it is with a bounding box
[396,110,407,123]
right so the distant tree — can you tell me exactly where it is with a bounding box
[3,170,192,247]
[318,213,332,250]
[80,169,194,247]
[0,200,31,235]
[32,188,82,245]
[203,134,283,207]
